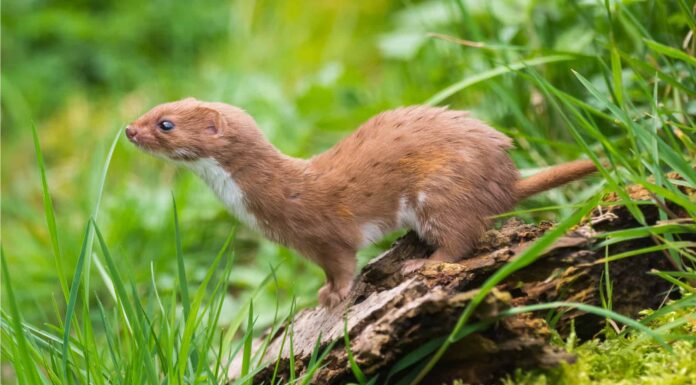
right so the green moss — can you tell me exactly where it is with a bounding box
[504,304,696,385]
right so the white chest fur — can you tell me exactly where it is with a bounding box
[184,158,260,231]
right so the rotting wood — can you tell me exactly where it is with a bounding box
[228,180,692,385]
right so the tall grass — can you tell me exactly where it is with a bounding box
[1,169,303,384]
[2,0,695,384]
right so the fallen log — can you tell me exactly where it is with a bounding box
[228,181,692,385]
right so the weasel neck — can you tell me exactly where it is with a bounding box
[183,140,308,234]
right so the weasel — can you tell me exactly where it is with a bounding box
[126,98,597,307]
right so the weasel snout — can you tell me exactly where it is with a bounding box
[125,126,139,142]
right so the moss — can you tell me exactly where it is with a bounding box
[503,303,696,385]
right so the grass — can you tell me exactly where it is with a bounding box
[2,0,695,384]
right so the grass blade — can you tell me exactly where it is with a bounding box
[499,301,672,351]
[1,249,44,385]
[61,222,92,382]
[240,300,254,383]
[344,318,367,384]
[92,219,159,384]
[610,47,624,108]
[643,38,696,67]
[299,338,336,385]
[30,121,68,300]
[82,126,121,308]
[172,195,191,318]
[426,54,577,105]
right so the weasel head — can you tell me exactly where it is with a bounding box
[126,97,257,161]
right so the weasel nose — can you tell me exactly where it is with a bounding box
[125,126,138,140]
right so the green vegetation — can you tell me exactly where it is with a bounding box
[504,302,696,385]
[1,0,694,384]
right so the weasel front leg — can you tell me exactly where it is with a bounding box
[306,246,356,307]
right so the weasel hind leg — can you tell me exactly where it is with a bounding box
[428,247,463,263]
[401,222,481,274]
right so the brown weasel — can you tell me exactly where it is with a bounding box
[126,98,596,307]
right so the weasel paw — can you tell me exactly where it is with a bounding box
[318,283,351,308]
[401,258,429,275]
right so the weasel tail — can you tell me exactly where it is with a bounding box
[514,159,597,200]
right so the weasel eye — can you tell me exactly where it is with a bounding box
[158,120,175,131]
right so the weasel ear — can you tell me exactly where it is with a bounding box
[195,106,226,136]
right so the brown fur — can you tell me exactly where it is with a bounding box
[127,98,597,307]
[514,160,597,199]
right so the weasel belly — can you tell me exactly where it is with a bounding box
[357,192,432,248]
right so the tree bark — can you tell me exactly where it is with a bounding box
[228,181,692,385]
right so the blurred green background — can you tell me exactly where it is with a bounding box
[1,0,690,331]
